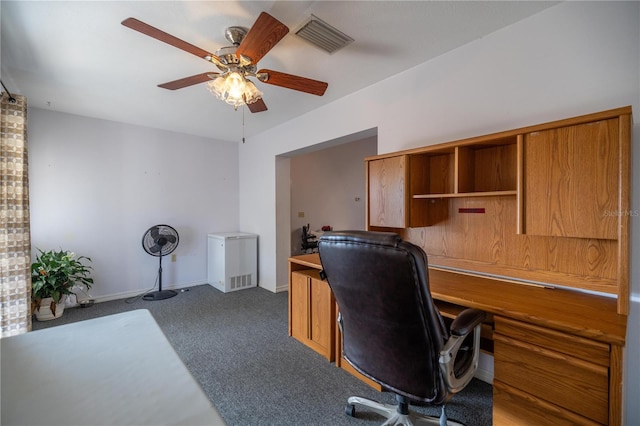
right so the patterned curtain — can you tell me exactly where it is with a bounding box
[1,92,31,337]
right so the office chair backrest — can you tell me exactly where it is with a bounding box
[318,230,449,404]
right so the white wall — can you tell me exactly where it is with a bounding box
[238,2,639,421]
[29,108,239,300]
[289,135,377,256]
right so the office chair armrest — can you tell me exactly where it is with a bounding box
[450,308,485,337]
[438,309,485,394]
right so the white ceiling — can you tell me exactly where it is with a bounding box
[1,1,557,143]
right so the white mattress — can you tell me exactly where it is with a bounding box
[1,309,226,425]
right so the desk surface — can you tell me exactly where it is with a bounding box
[1,309,226,426]
[290,254,626,346]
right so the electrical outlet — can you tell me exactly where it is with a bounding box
[298,211,305,218]
[171,254,176,262]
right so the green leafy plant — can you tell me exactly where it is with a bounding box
[31,249,93,315]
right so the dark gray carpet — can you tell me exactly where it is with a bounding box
[33,285,492,425]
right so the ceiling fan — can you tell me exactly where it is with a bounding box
[122,12,328,112]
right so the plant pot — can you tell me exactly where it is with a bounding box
[34,296,66,321]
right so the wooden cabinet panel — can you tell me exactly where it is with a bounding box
[290,271,309,339]
[289,270,335,361]
[524,118,619,239]
[368,156,407,228]
[308,276,334,354]
[494,321,609,424]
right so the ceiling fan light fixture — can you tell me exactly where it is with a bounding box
[243,80,262,105]
[207,71,263,110]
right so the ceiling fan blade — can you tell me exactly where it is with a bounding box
[247,98,268,113]
[122,18,225,67]
[158,72,217,90]
[236,12,289,65]
[257,69,328,96]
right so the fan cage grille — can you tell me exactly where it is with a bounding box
[142,225,179,257]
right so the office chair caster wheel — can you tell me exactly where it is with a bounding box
[345,404,356,417]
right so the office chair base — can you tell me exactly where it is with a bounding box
[347,396,463,426]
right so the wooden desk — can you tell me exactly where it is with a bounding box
[288,253,627,425]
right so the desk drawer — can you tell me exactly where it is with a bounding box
[495,316,610,366]
[494,381,600,426]
[494,320,609,424]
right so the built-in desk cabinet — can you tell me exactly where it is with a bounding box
[288,260,335,361]
[363,107,631,425]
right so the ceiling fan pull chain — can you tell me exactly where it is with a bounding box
[242,105,245,144]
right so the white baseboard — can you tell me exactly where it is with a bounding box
[274,284,289,293]
[83,281,208,304]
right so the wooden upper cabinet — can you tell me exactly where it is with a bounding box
[523,118,620,239]
[367,155,408,228]
[364,107,630,311]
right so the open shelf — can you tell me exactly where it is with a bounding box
[457,140,517,194]
[409,137,517,199]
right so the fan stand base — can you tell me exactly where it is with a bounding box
[142,290,178,301]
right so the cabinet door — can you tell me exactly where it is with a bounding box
[290,271,309,341]
[289,270,335,361]
[524,119,619,239]
[308,276,334,358]
[368,156,407,228]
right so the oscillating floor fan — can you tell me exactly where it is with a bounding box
[142,224,179,301]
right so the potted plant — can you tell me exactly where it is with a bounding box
[31,249,93,321]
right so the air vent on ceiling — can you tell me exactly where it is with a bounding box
[294,15,354,54]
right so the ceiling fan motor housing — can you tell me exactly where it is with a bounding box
[214,46,257,74]
[224,26,248,45]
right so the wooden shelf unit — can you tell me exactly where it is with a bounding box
[366,106,631,313]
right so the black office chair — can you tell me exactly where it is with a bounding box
[301,224,318,253]
[318,231,485,426]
